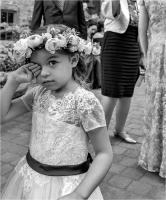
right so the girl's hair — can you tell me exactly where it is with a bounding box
[72,54,89,89]
[29,24,89,89]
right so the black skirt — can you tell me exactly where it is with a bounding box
[101,25,140,98]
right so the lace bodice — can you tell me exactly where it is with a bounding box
[143,0,166,40]
[21,86,106,166]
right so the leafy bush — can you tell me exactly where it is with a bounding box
[0,23,31,72]
[0,42,21,72]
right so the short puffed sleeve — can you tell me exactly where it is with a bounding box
[20,85,42,111]
[77,91,106,132]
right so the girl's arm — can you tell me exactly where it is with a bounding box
[0,63,40,123]
[138,0,149,58]
[0,75,26,123]
[74,127,113,199]
[58,126,113,200]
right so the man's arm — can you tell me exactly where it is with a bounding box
[78,0,87,40]
[30,0,44,31]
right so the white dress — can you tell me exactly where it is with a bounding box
[2,86,106,200]
[138,0,166,178]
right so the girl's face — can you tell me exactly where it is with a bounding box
[30,49,78,92]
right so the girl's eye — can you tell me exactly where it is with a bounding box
[49,61,57,67]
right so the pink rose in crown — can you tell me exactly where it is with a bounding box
[45,35,67,54]
[45,38,60,54]
[27,35,43,49]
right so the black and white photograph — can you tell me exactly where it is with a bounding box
[0,0,165,199]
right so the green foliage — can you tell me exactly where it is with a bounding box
[0,23,31,72]
[0,42,20,72]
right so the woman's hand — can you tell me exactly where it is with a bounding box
[142,56,147,69]
[139,55,147,69]
[8,63,41,84]
[57,192,86,200]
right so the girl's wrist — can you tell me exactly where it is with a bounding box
[74,189,89,200]
[7,74,20,87]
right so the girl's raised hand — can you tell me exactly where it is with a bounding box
[8,63,41,84]
[28,63,41,79]
[57,192,86,200]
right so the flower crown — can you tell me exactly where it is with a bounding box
[13,26,101,63]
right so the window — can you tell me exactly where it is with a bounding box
[1,10,15,25]
[0,9,16,40]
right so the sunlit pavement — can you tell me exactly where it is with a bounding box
[1,83,165,199]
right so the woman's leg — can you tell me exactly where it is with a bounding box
[115,97,136,143]
[101,96,118,128]
[115,97,131,132]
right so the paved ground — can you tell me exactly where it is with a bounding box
[1,83,165,199]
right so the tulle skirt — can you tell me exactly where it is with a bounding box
[2,156,104,200]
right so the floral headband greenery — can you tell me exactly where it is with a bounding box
[13,26,101,64]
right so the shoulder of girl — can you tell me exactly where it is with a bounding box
[76,88,99,104]
[77,87,95,98]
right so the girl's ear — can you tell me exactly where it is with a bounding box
[70,53,79,68]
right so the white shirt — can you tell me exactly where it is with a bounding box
[101,0,130,33]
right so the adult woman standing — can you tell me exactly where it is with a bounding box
[101,0,140,143]
[138,0,166,178]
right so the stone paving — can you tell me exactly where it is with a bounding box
[1,83,166,199]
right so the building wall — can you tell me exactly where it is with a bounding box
[1,0,35,25]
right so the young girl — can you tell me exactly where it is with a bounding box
[1,24,113,200]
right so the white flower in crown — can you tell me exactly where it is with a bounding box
[42,33,52,40]
[56,34,67,47]
[68,35,80,46]
[13,38,29,63]
[78,39,86,52]
[27,35,43,49]
[45,38,58,54]
[13,38,28,51]
[47,26,61,36]
[25,48,33,58]
[69,45,78,52]
[45,34,67,54]
[45,35,67,54]
[84,42,93,55]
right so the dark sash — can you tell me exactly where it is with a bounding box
[26,151,92,176]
